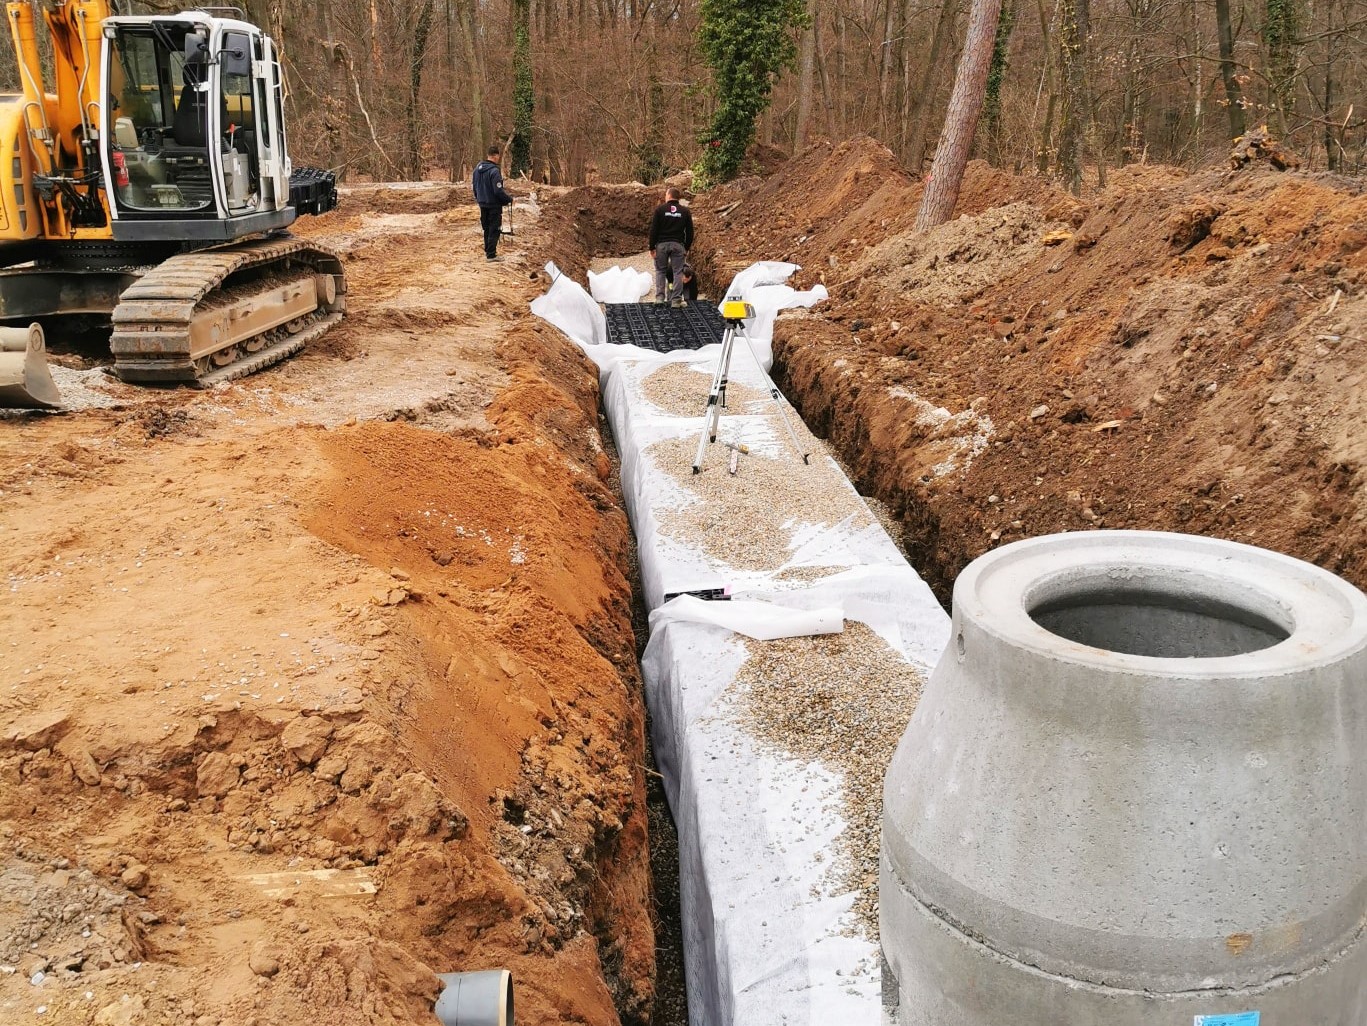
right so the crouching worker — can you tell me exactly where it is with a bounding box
[678,264,699,306]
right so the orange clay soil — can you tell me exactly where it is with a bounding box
[0,186,653,1026]
[670,137,1365,603]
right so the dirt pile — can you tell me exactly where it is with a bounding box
[0,188,654,1025]
[854,201,1067,308]
[686,136,1367,601]
[537,185,662,280]
[338,183,473,215]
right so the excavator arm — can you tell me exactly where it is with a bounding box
[4,0,112,239]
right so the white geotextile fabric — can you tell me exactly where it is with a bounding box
[533,260,829,374]
[529,262,607,346]
[532,264,950,1026]
[589,265,653,304]
[650,594,844,641]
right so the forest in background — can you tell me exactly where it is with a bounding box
[1,0,1364,185]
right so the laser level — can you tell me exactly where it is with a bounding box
[691,298,811,474]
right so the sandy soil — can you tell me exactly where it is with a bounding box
[0,191,654,1025]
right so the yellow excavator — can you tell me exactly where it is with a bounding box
[0,0,345,408]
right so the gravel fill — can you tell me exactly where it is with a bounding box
[0,366,133,417]
[648,426,876,572]
[730,621,924,941]
[639,361,769,419]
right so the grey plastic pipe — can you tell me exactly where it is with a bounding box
[435,970,513,1026]
[881,531,1367,1025]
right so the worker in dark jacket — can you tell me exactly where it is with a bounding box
[648,187,695,306]
[472,145,514,261]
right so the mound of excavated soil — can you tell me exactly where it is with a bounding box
[854,201,1066,309]
[688,136,1367,602]
[538,185,662,282]
[338,183,472,215]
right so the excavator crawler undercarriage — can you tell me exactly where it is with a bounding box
[110,237,345,385]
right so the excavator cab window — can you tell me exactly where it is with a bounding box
[106,23,261,217]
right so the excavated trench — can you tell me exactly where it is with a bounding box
[536,183,924,1026]
[538,139,1367,1025]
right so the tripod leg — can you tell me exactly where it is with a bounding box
[712,327,737,440]
[692,332,733,474]
[738,328,811,465]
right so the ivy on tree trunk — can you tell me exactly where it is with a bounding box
[696,0,809,185]
[984,0,1016,165]
[1265,0,1300,135]
[512,0,533,177]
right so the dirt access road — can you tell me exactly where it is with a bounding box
[0,189,655,1026]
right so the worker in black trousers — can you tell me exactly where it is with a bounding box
[649,186,695,306]
[472,145,514,261]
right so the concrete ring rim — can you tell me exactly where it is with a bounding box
[954,529,1367,677]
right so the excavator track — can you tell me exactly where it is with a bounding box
[110,237,346,387]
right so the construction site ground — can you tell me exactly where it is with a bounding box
[2,138,1366,1026]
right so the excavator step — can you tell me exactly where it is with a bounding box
[604,302,725,353]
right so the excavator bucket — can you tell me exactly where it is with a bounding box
[0,324,61,409]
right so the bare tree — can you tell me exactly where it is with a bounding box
[904,0,963,172]
[916,0,1005,228]
[1055,0,1090,190]
[1214,0,1246,139]
[794,0,818,151]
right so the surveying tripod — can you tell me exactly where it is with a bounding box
[692,299,811,474]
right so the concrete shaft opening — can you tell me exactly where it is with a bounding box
[881,531,1367,1026]
[1027,575,1291,658]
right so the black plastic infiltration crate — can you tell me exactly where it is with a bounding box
[604,302,726,353]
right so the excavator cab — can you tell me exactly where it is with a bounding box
[100,14,294,241]
[0,2,342,406]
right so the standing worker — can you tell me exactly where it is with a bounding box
[472,145,514,262]
[649,187,694,307]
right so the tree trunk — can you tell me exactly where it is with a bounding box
[1189,0,1203,160]
[1034,0,1058,172]
[916,0,1004,229]
[904,0,961,172]
[1214,0,1246,139]
[984,0,1015,165]
[890,0,909,153]
[511,0,533,176]
[794,0,817,152]
[444,0,460,182]
[879,0,896,138]
[406,0,435,180]
[1324,51,1336,170]
[814,13,841,141]
[457,0,491,167]
[1055,0,1089,192]
[1265,0,1300,136]
[319,4,346,175]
